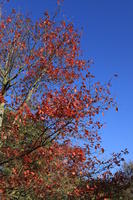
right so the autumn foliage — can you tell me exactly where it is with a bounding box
[0,1,127,199]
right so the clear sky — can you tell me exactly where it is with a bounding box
[5,0,133,161]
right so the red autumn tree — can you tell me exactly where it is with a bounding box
[0,1,127,199]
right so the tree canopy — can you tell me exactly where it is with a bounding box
[0,1,127,199]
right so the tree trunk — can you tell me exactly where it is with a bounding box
[0,102,4,129]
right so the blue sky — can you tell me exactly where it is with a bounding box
[5,0,133,161]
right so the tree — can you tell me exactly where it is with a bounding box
[0,1,127,199]
[119,162,133,199]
